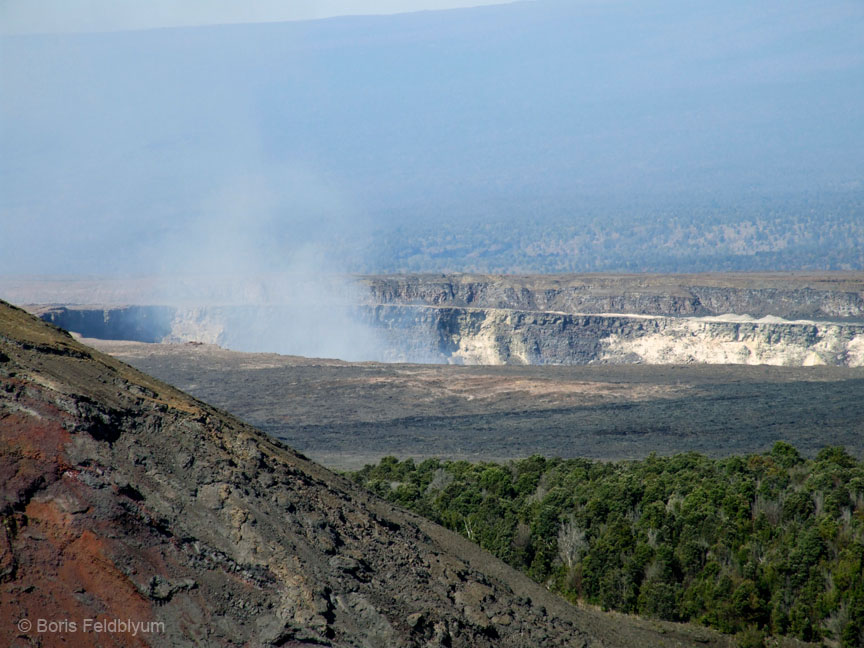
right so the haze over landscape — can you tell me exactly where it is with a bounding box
[3,2,864,646]
[2,0,863,276]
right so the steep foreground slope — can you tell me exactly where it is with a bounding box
[0,300,730,647]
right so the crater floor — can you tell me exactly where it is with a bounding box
[87,338,864,471]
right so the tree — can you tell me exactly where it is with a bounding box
[558,518,588,569]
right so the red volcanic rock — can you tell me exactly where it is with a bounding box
[0,301,727,647]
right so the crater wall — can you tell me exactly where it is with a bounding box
[358,273,864,320]
[24,274,864,366]
[363,305,864,366]
[33,302,864,367]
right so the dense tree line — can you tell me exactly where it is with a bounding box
[350,444,864,646]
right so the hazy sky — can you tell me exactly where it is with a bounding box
[0,0,516,34]
[2,0,862,278]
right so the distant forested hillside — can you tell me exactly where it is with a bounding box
[363,192,864,273]
[352,444,864,646]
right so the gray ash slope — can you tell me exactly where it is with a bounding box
[0,301,730,647]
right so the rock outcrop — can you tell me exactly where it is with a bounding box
[357,273,864,320]
[26,273,864,366]
[0,301,727,646]
[364,306,864,366]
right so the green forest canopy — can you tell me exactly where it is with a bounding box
[351,444,864,646]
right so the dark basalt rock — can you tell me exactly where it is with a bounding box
[0,300,731,647]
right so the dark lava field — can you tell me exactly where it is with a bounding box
[88,339,864,471]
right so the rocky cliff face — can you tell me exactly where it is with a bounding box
[31,305,177,343]
[34,305,864,367]
[28,273,864,366]
[358,274,864,320]
[363,306,864,366]
[358,274,864,365]
[1,301,729,647]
